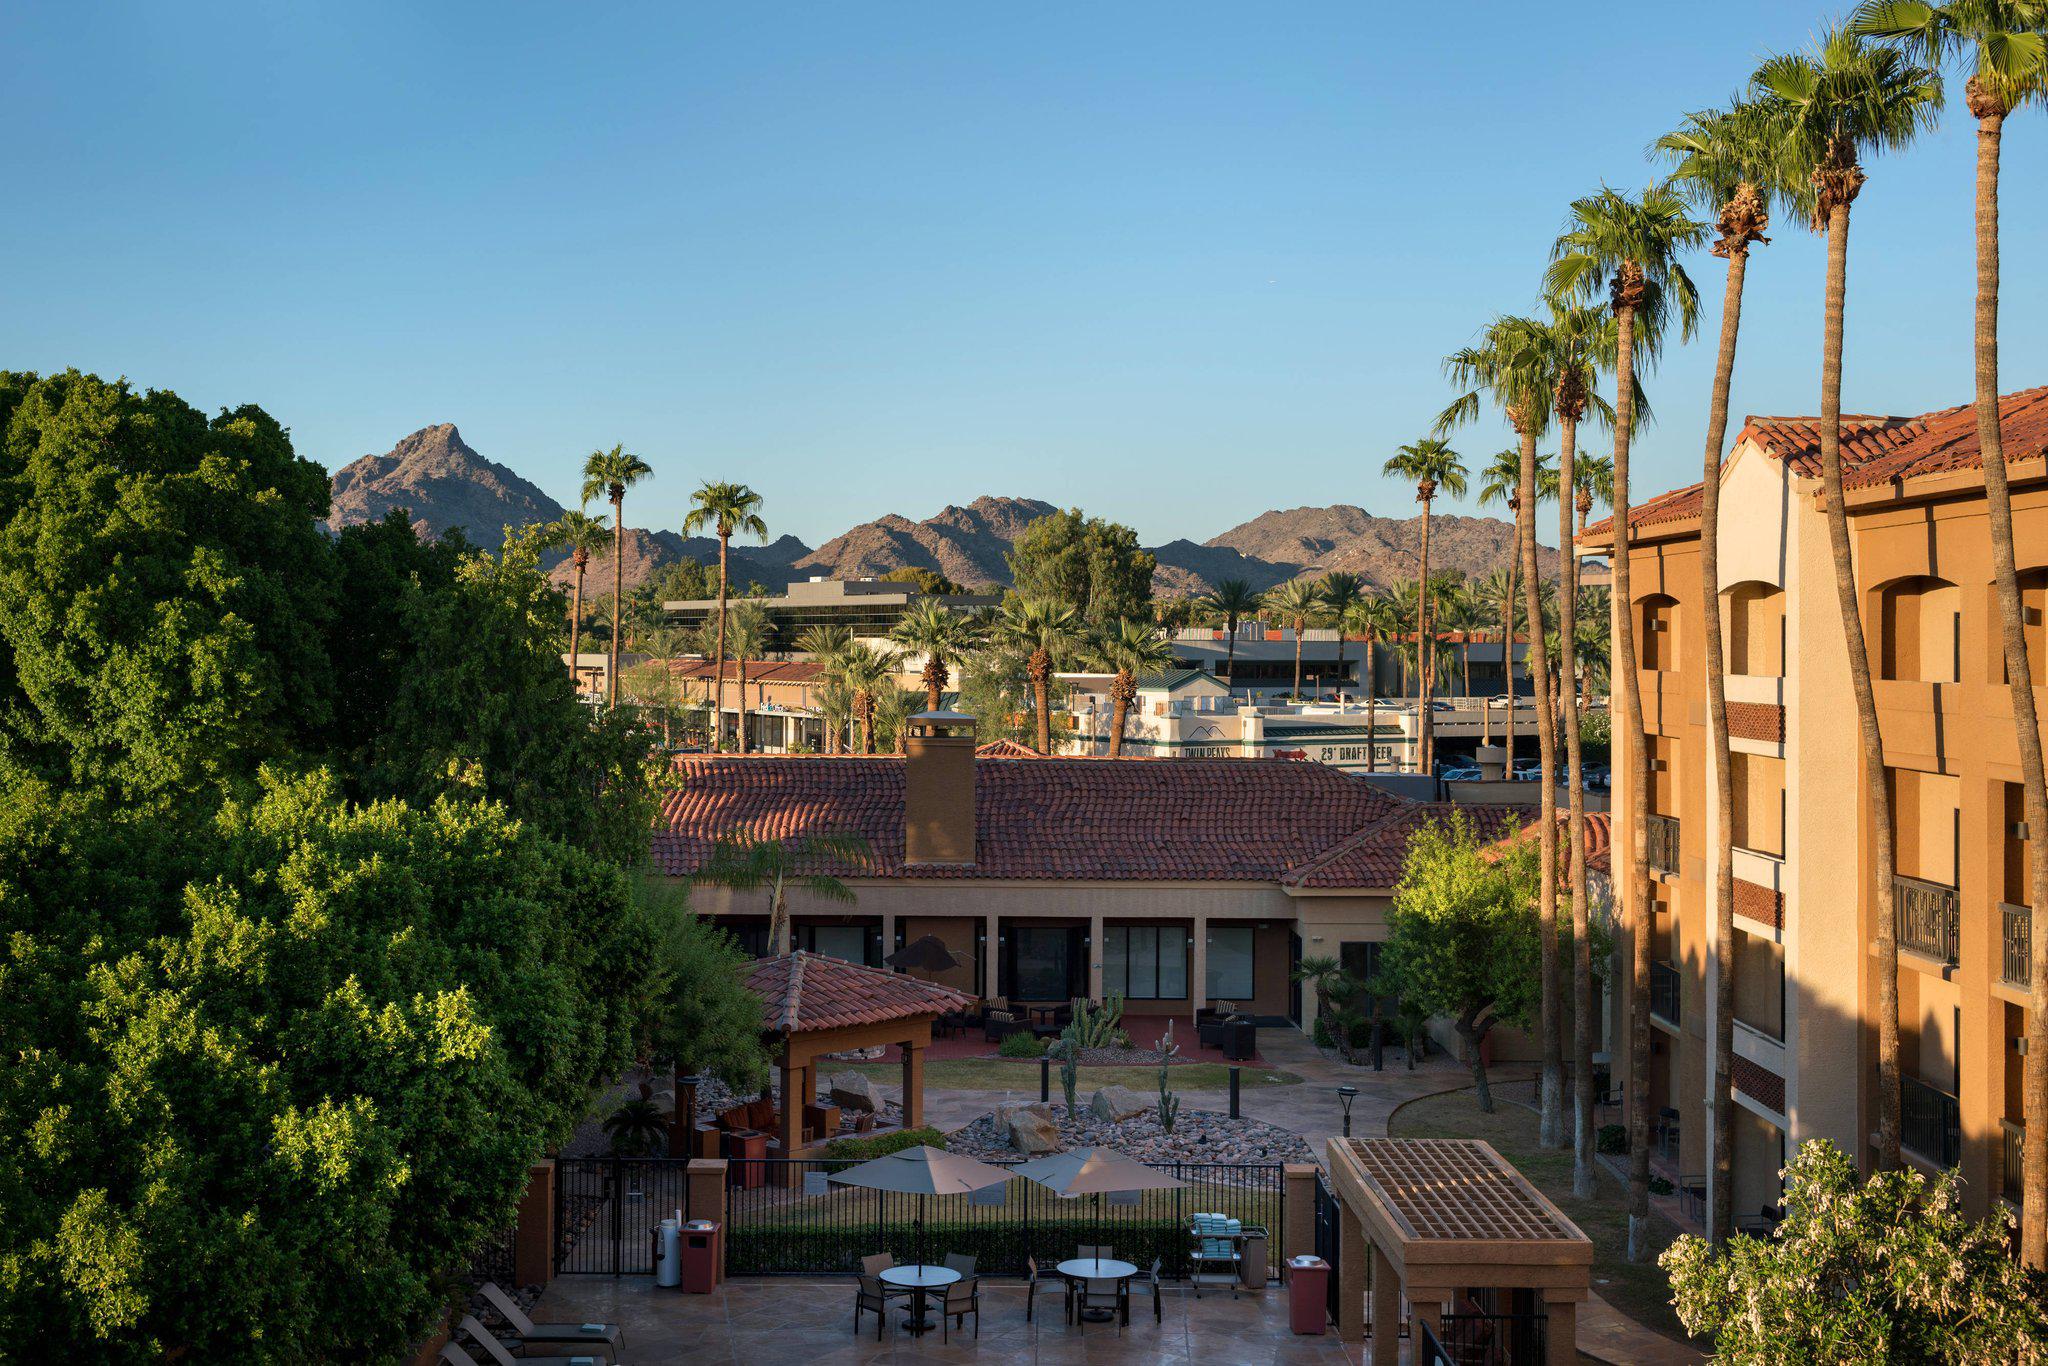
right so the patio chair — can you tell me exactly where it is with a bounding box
[455,1316,618,1366]
[477,1284,623,1361]
[1024,1256,1070,1324]
[1077,1244,1112,1260]
[853,1274,892,1341]
[1141,1257,1164,1324]
[940,1273,980,1341]
[861,1252,910,1301]
[942,1252,977,1278]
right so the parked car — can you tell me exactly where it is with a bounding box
[1582,767,1611,790]
[1440,765,1483,781]
[1511,763,1546,782]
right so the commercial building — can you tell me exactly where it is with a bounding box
[1167,626,1529,703]
[660,576,1000,640]
[1581,385,2048,1225]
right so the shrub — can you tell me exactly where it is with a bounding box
[1596,1123,1628,1155]
[821,1126,949,1160]
[1649,1176,1675,1196]
[997,1032,1045,1059]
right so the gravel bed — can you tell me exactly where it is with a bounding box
[948,1104,1311,1166]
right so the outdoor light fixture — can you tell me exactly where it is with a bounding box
[1336,1084,1359,1138]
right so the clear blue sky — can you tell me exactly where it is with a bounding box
[8,2,2043,549]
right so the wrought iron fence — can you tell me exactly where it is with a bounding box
[1645,814,1680,876]
[2002,902,2031,988]
[1895,875,1959,964]
[1435,1311,1549,1364]
[1416,1317,1453,1366]
[1650,961,1681,1025]
[554,1157,700,1275]
[1901,1075,1961,1169]
[1313,1169,1341,1329]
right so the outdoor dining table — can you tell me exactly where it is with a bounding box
[878,1263,960,1336]
[1056,1257,1137,1324]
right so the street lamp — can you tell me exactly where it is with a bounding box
[1336,1084,1359,1138]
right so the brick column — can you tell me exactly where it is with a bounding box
[512,1160,555,1288]
[1338,1199,1367,1344]
[1281,1164,1316,1265]
[1369,1244,1400,1363]
[1545,1297,1578,1365]
[685,1159,728,1285]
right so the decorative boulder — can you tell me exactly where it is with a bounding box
[1008,1109,1061,1154]
[829,1071,884,1113]
[993,1099,1053,1132]
[1089,1086,1155,1123]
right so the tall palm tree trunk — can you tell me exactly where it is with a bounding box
[1816,195,1902,1170]
[1109,674,1133,757]
[608,492,626,707]
[1419,504,1435,773]
[1225,619,1239,691]
[1560,413,1595,1196]
[713,532,732,747]
[1366,639,1379,773]
[1970,91,2048,1264]
[1519,427,1564,1150]
[568,555,588,684]
[1612,295,1657,1263]
[1701,220,1753,1244]
[1291,626,1304,700]
[1505,534,1520,771]
[1030,654,1052,754]
[736,660,751,754]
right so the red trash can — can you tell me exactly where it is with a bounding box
[1287,1255,1330,1335]
[680,1219,721,1293]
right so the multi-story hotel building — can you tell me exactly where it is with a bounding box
[1580,385,2048,1226]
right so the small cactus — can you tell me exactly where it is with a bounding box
[1157,1021,1182,1134]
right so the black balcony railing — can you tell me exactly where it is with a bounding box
[2002,902,2031,989]
[1901,1075,1961,1169]
[1436,1312,1548,1364]
[2003,1120,2024,1205]
[1646,814,1680,876]
[1650,961,1681,1025]
[1894,875,1960,965]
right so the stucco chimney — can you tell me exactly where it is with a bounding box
[904,710,977,867]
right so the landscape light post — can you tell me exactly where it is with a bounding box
[1337,1085,1359,1139]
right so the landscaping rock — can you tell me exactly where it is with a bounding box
[1007,1110,1061,1154]
[952,1103,1313,1166]
[1089,1085,1155,1123]
[994,1099,1053,1132]
[828,1072,883,1112]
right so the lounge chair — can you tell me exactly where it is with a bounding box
[477,1283,623,1361]
[455,1316,618,1366]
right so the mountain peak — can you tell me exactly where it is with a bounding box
[326,423,565,551]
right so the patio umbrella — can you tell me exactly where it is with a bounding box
[1011,1147,1185,1259]
[827,1143,1012,1268]
[884,934,961,974]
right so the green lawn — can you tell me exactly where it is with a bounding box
[1389,1089,1699,1351]
[838,1058,1301,1092]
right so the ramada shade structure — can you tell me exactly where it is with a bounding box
[741,951,975,1183]
[1324,1137,1592,1365]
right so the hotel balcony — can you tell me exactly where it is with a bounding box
[1646,814,1680,877]
[1650,960,1681,1027]
[2002,902,2031,989]
[1901,1074,1961,1169]
[1895,875,1960,966]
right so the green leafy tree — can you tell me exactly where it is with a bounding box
[1006,509,1157,626]
[1380,814,1540,1112]
[579,445,653,709]
[879,565,965,596]
[1663,1140,2048,1362]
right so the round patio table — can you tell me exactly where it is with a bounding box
[879,1263,959,1336]
[1057,1258,1136,1324]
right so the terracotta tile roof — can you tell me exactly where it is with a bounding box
[669,659,827,683]
[973,739,1041,758]
[1579,385,2048,543]
[1283,803,1526,889]
[1727,703,1785,745]
[743,951,975,1034]
[655,755,1466,887]
[1480,810,1613,879]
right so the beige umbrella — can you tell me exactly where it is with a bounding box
[828,1143,1012,1267]
[1011,1147,1185,1255]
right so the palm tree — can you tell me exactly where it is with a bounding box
[998,598,1082,754]
[724,601,775,753]
[1572,453,1613,539]
[549,509,612,684]
[1655,96,1802,1241]
[580,445,653,707]
[831,643,903,755]
[1439,317,1566,1148]
[1381,439,1469,774]
[1345,594,1403,772]
[1317,573,1367,701]
[682,482,769,726]
[1199,578,1263,692]
[694,830,872,955]
[1752,27,1941,1183]
[1090,618,1175,757]
[1547,181,1706,1258]
[1477,451,1531,765]
[1853,0,2048,1263]
[796,624,855,754]
[1437,586,1487,704]
[890,599,986,712]
[1474,565,1517,751]
[1263,579,1325,702]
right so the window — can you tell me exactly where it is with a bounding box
[1207,926,1256,1001]
[1340,941,1394,1016]
[1009,926,1077,1001]
[1103,926,1190,999]
[1640,595,1681,671]
[808,925,870,966]
[1725,583,1785,677]
[1878,577,1961,683]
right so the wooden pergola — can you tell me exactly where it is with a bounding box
[1324,1136,1593,1365]
[743,951,975,1182]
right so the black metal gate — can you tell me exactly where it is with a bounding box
[553,1157,697,1275]
[1313,1170,1340,1328]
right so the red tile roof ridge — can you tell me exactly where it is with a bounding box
[743,950,977,1034]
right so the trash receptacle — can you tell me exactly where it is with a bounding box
[680,1219,722,1294]
[1239,1227,1268,1290]
[653,1214,682,1288]
[1287,1255,1330,1334]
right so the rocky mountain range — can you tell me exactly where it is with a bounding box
[324,424,1559,599]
